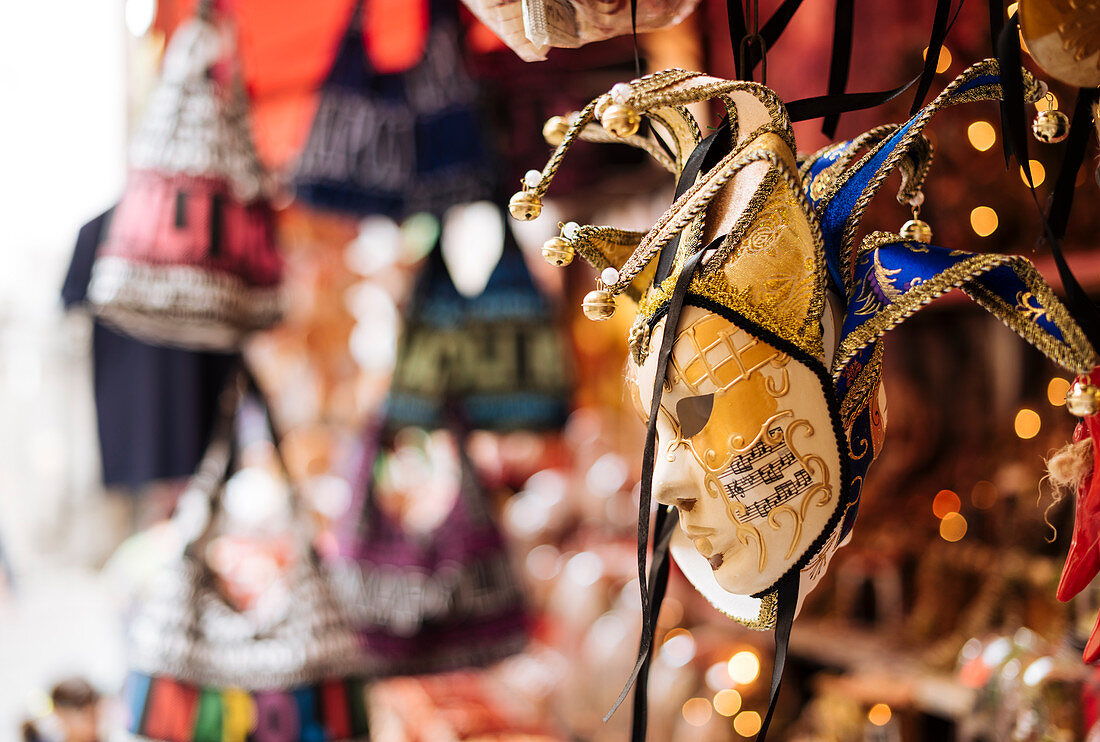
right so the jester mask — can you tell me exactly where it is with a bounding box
[511,59,1098,738]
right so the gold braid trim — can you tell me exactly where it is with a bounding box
[839,340,884,429]
[832,233,1098,376]
[812,59,1042,293]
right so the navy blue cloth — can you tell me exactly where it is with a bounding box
[64,210,238,489]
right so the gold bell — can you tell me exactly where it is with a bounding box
[581,288,616,321]
[900,218,933,243]
[542,116,570,147]
[600,103,641,138]
[508,190,542,221]
[1066,381,1100,417]
[541,236,575,267]
[1032,109,1070,144]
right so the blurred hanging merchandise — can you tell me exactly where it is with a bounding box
[461,0,701,61]
[331,416,529,677]
[386,206,572,434]
[88,0,284,351]
[123,367,369,742]
[292,0,494,219]
[62,209,239,490]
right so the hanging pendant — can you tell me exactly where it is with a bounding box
[1033,108,1071,144]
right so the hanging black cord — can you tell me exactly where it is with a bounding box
[910,0,956,114]
[755,573,800,741]
[630,0,642,79]
[1035,88,1100,352]
[997,12,1031,173]
[822,0,855,137]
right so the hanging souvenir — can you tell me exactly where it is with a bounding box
[386,211,571,432]
[88,0,283,351]
[124,369,369,742]
[511,59,1098,739]
[63,208,239,489]
[331,418,528,676]
[1020,0,1100,88]
[292,0,492,219]
[461,0,701,61]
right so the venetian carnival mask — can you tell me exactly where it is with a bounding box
[510,58,1098,741]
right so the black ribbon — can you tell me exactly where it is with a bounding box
[822,0,854,138]
[997,13,1030,175]
[1041,87,1100,352]
[607,244,708,729]
[786,75,921,123]
[729,0,807,81]
[755,573,799,740]
[910,0,954,115]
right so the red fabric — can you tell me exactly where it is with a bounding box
[105,171,282,286]
[155,0,494,168]
[1055,367,1100,662]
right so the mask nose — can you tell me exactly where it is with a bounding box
[651,438,699,508]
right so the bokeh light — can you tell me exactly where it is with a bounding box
[1021,160,1045,187]
[727,650,761,685]
[932,489,961,519]
[1048,377,1071,406]
[940,512,968,542]
[970,206,999,237]
[705,661,732,690]
[1037,92,1059,111]
[971,480,998,510]
[714,689,742,717]
[922,45,952,73]
[968,121,996,151]
[682,698,712,727]
[733,711,762,737]
[661,628,696,668]
[868,703,892,726]
[1014,408,1041,439]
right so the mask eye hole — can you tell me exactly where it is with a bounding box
[676,393,714,439]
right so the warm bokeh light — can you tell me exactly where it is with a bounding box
[1037,93,1059,111]
[728,650,761,685]
[1014,408,1041,439]
[1007,1,1018,16]
[682,698,712,727]
[661,628,696,668]
[1048,377,1071,406]
[706,661,732,690]
[971,480,998,510]
[922,45,952,73]
[968,121,996,151]
[940,512,968,542]
[932,489,961,519]
[733,711,763,737]
[970,206,999,237]
[1021,160,1045,187]
[868,703,892,726]
[714,689,743,717]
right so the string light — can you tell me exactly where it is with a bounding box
[727,650,761,684]
[1048,377,1071,406]
[868,703,893,726]
[733,711,762,737]
[971,480,998,510]
[1020,160,1045,187]
[713,689,742,717]
[970,206,999,237]
[940,512,968,542]
[932,489,961,519]
[968,121,996,151]
[682,698,712,727]
[1014,408,1041,439]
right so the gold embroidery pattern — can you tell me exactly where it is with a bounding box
[833,233,1098,375]
[839,341,885,429]
[811,60,1041,291]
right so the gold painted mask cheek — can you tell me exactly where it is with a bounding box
[653,306,846,597]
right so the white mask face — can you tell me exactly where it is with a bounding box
[629,305,845,597]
